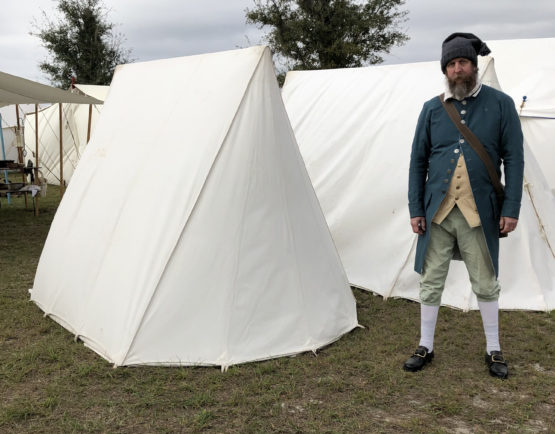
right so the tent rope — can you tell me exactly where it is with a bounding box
[524,176,555,260]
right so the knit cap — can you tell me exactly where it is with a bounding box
[440,32,491,72]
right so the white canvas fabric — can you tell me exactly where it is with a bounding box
[0,126,18,162]
[30,46,357,368]
[0,70,102,107]
[73,84,110,101]
[488,39,555,193]
[23,85,108,185]
[282,57,555,311]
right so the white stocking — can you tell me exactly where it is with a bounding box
[419,304,439,352]
[478,300,500,354]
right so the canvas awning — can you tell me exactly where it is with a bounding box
[0,70,103,107]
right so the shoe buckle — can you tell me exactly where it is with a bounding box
[491,354,504,363]
[414,351,427,358]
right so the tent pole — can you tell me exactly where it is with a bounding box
[0,114,7,167]
[59,103,64,198]
[34,104,40,216]
[0,114,10,204]
[15,105,24,164]
[87,104,92,143]
[15,104,28,208]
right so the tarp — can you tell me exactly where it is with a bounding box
[30,46,358,368]
[0,70,103,107]
[282,56,555,311]
[23,85,109,185]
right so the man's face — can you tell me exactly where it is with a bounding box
[445,57,478,99]
[445,57,475,82]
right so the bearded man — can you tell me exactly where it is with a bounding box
[404,33,524,379]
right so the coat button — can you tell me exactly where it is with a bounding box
[459,139,465,144]
[461,110,467,115]
[454,149,460,153]
[460,119,466,124]
[462,100,467,105]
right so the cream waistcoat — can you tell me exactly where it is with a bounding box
[432,153,481,227]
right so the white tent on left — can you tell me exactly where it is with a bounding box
[30,46,358,369]
[23,84,109,185]
[0,70,102,188]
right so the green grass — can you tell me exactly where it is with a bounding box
[1,184,554,433]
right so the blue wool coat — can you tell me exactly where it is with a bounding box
[408,85,524,277]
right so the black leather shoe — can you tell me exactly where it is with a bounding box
[403,346,434,372]
[485,351,508,379]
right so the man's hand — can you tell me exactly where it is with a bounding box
[411,217,426,235]
[500,216,518,234]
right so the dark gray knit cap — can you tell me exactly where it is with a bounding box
[440,32,491,72]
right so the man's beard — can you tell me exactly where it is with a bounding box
[447,69,478,100]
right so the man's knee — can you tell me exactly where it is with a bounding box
[420,284,443,306]
[473,280,501,302]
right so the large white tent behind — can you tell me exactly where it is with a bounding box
[23,84,109,185]
[282,56,555,311]
[30,46,358,368]
[488,38,555,195]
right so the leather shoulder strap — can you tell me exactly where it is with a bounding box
[438,94,504,197]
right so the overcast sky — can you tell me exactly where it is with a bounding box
[2,0,555,84]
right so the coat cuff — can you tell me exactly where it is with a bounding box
[501,199,521,219]
[409,203,425,218]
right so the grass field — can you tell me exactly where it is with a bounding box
[0,184,553,433]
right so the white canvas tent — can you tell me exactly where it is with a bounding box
[282,56,555,311]
[30,46,358,368]
[1,126,18,161]
[0,70,103,201]
[488,38,555,194]
[23,84,109,185]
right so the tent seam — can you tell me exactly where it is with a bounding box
[220,50,267,365]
